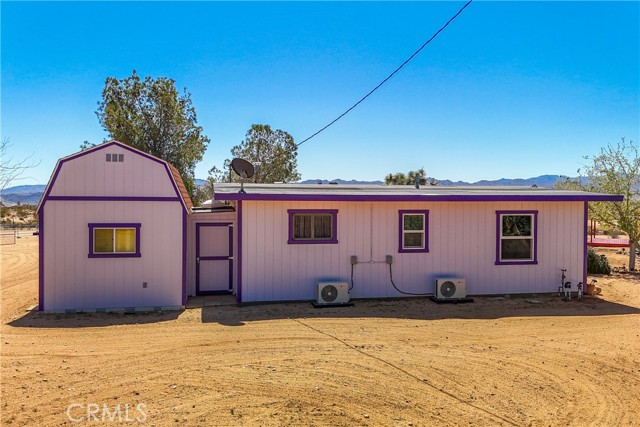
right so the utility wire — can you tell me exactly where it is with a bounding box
[296,0,474,147]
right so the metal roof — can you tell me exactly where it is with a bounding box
[212,183,623,202]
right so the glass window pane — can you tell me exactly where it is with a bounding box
[314,215,332,239]
[502,215,532,237]
[501,238,532,260]
[115,228,136,253]
[404,232,423,248]
[94,229,114,253]
[404,214,424,231]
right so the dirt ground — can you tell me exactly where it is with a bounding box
[1,236,639,426]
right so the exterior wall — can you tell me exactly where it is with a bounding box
[187,211,237,296]
[42,200,184,310]
[47,145,176,198]
[240,200,586,302]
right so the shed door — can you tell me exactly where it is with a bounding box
[196,223,233,294]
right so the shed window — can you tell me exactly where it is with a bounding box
[88,223,141,258]
[496,211,538,265]
[398,210,429,253]
[288,210,338,244]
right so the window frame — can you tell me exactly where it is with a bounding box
[398,210,430,253]
[88,223,141,258]
[287,209,338,244]
[495,210,538,265]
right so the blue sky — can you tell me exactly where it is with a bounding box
[2,1,639,186]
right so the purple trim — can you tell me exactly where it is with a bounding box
[38,209,44,311]
[88,223,142,258]
[287,209,339,244]
[182,211,187,306]
[195,222,234,295]
[583,202,588,287]
[47,196,180,202]
[228,224,233,292]
[398,210,430,253]
[37,141,189,214]
[237,201,243,303]
[216,193,623,203]
[495,211,538,265]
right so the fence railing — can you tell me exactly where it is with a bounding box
[0,224,39,245]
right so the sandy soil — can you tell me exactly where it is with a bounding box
[1,236,639,426]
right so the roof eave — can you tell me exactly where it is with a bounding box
[214,193,624,203]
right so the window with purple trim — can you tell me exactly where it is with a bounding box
[399,210,429,253]
[88,223,141,258]
[496,211,537,264]
[288,210,338,244]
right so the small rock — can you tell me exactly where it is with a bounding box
[363,414,369,419]
[525,299,541,304]
[170,384,177,389]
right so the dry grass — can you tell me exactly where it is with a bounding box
[1,236,639,426]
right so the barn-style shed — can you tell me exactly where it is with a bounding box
[37,141,191,312]
[210,183,622,303]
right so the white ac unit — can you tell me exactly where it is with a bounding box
[435,278,466,299]
[317,282,350,304]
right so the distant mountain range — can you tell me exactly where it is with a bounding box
[0,185,46,206]
[0,175,571,206]
[300,174,567,188]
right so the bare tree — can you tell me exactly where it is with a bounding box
[0,138,39,191]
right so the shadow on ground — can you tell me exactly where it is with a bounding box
[201,294,640,327]
[6,293,639,328]
[7,309,181,328]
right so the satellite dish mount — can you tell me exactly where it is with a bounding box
[230,158,255,194]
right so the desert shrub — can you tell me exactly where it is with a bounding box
[587,248,611,275]
[603,228,624,239]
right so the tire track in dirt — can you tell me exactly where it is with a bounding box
[293,318,521,426]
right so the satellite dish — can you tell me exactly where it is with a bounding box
[230,158,255,194]
[231,158,255,179]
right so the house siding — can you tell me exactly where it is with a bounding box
[42,200,183,310]
[240,200,585,302]
[47,146,177,198]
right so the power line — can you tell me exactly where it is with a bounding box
[296,0,474,147]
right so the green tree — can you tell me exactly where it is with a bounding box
[220,124,300,183]
[96,70,210,197]
[385,168,427,186]
[557,138,639,271]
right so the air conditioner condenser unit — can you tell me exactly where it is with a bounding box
[435,278,466,300]
[316,282,350,305]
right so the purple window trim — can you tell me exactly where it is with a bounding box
[287,209,339,245]
[495,210,538,265]
[398,210,430,253]
[88,223,142,258]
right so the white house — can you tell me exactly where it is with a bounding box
[37,141,622,311]
[207,183,622,303]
